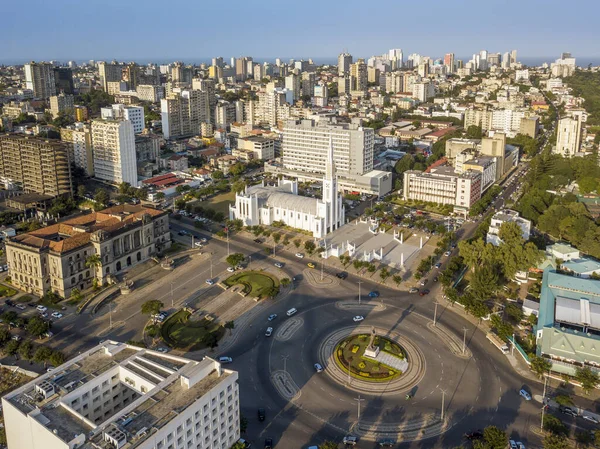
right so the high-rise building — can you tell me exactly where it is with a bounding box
[1,341,238,449]
[301,72,316,99]
[350,59,367,92]
[285,73,301,101]
[98,61,123,92]
[389,48,403,68]
[282,119,374,176]
[338,52,353,75]
[101,104,145,134]
[444,53,455,73]
[91,118,138,186]
[72,124,94,176]
[215,100,237,130]
[555,115,582,157]
[49,93,75,118]
[136,84,164,102]
[313,82,328,107]
[551,53,577,77]
[170,61,193,84]
[161,89,210,139]
[0,134,72,197]
[235,57,251,81]
[24,62,56,98]
[192,78,217,122]
[53,67,74,94]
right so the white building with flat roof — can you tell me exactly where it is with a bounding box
[2,341,240,449]
[91,118,138,186]
[486,209,531,246]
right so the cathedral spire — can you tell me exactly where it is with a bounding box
[325,135,335,180]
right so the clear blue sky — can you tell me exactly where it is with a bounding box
[2,0,598,63]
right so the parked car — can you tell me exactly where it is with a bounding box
[368,291,379,298]
[286,308,297,317]
[200,238,207,243]
[157,347,169,353]
[265,327,273,337]
[274,262,283,268]
[420,279,427,286]
[336,272,348,279]
[444,251,451,256]
[15,304,26,310]
[509,440,518,449]
[409,288,419,294]
[435,262,442,269]
[36,305,47,312]
[464,430,483,440]
[353,316,365,322]
[227,267,235,272]
[559,405,577,417]
[268,314,277,321]
[264,438,273,449]
[307,262,315,269]
[419,289,430,296]
[206,279,215,285]
[218,356,233,364]
[583,414,599,424]
[314,363,324,373]
[343,435,358,445]
[295,253,304,258]
[51,312,63,319]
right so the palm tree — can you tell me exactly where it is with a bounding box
[225,321,235,335]
[85,254,101,269]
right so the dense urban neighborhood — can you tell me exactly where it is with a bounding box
[1,4,600,449]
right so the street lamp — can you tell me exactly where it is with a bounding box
[354,395,365,424]
[358,281,363,305]
[171,281,174,307]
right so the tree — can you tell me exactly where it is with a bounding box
[0,327,9,346]
[4,339,20,356]
[118,182,132,194]
[470,264,500,301]
[155,192,165,201]
[293,239,302,248]
[201,331,219,348]
[543,414,569,436]
[353,260,362,272]
[212,170,224,180]
[231,180,247,194]
[543,433,569,449]
[272,232,281,244]
[33,346,53,365]
[575,366,599,394]
[367,263,376,273]
[27,316,50,337]
[473,426,507,449]
[304,240,316,255]
[530,354,552,379]
[576,430,593,448]
[18,340,33,360]
[49,350,65,367]
[141,300,163,316]
[226,253,245,268]
[280,278,291,287]
[240,414,248,433]
[70,287,83,303]
[77,185,87,198]
[85,254,102,269]
[264,286,280,299]
[554,394,574,407]
[318,442,339,449]
[94,188,110,206]
[394,154,415,176]
[392,275,402,286]
[465,125,483,139]
[224,321,235,335]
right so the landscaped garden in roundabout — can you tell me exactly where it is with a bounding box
[334,333,406,382]
[160,310,225,351]
[223,270,280,299]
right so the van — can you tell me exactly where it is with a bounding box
[286,308,297,317]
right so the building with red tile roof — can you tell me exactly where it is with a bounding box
[6,204,170,298]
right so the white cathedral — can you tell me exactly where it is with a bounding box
[229,139,345,238]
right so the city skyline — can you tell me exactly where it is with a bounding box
[2,0,599,63]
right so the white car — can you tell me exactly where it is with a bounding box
[353,316,365,322]
[286,308,297,317]
[509,440,517,449]
[295,253,304,259]
[265,327,273,337]
[51,312,63,319]
[583,415,599,424]
[36,305,47,312]
[227,267,235,272]
[206,279,215,285]
[15,304,26,310]
[314,363,324,373]
[443,251,451,257]
[274,262,283,268]
[200,238,207,243]
[219,356,233,364]
[156,347,169,353]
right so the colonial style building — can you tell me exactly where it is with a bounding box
[6,205,170,298]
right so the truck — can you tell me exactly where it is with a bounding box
[487,332,509,354]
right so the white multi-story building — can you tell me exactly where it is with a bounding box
[161,89,210,139]
[101,104,145,134]
[490,109,527,136]
[136,84,164,102]
[237,136,276,160]
[555,115,582,157]
[338,52,353,75]
[282,119,374,177]
[313,82,328,107]
[403,166,482,214]
[2,341,239,449]
[91,118,138,186]
[49,93,74,118]
[72,124,94,176]
[487,209,531,246]
[412,80,434,102]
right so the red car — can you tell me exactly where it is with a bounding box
[419,289,430,296]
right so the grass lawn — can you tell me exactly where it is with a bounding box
[161,310,225,351]
[392,198,453,216]
[163,242,184,255]
[205,191,236,215]
[0,284,17,297]
[223,271,280,298]
[335,334,404,382]
[16,295,33,303]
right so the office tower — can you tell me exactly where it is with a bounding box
[212,56,224,67]
[2,342,239,449]
[338,75,351,94]
[192,78,217,121]
[49,93,75,118]
[253,63,264,81]
[236,57,250,81]
[444,53,455,73]
[389,48,403,69]
[301,72,316,99]
[417,62,430,78]
[136,84,164,102]
[412,80,434,102]
[91,118,137,185]
[215,101,237,129]
[555,115,582,157]
[385,72,404,93]
[0,135,73,197]
[98,61,123,92]
[246,58,254,78]
[24,62,56,98]
[282,119,374,176]
[161,89,210,139]
[313,82,328,107]
[511,49,518,63]
[53,67,74,94]
[72,124,94,176]
[285,73,301,101]
[122,62,140,90]
[487,53,501,67]
[367,66,380,84]
[350,59,367,92]
[551,54,577,77]
[338,52,353,75]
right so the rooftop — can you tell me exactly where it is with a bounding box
[8,205,165,254]
[243,184,320,216]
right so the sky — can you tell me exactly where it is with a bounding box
[2,0,599,64]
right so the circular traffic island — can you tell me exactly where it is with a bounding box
[334,333,406,382]
[223,270,280,299]
[161,310,225,351]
